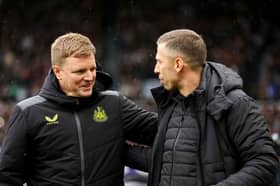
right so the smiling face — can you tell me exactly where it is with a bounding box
[154,43,180,91]
[53,53,96,97]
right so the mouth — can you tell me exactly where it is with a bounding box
[159,80,164,86]
[81,84,93,90]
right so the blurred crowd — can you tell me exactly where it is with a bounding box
[0,0,280,145]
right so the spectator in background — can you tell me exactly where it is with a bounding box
[0,33,157,185]
[146,29,278,185]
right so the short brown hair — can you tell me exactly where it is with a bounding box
[157,29,207,67]
[51,33,96,66]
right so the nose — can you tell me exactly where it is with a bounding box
[154,63,159,74]
[84,70,95,81]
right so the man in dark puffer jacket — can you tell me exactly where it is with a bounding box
[0,33,157,186]
[127,29,278,186]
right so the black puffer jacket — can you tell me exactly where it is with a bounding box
[148,62,278,186]
[0,70,157,186]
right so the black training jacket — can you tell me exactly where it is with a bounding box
[0,70,157,186]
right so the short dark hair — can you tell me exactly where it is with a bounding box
[157,29,207,67]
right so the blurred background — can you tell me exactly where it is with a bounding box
[0,0,279,185]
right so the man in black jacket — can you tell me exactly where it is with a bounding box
[0,33,157,186]
[143,29,278,186]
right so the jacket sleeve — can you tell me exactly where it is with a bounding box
[0,106,27,185]
[120,95,158,146]
[214,95,279,186]
[124,141,152,172]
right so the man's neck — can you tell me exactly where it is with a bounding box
[179,67,203,97]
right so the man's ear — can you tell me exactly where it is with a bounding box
[174,57,184,72]
[52,65,61,80]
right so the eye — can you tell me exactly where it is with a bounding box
[73,69,86,74]
[156,60,161,65]
[90,67,96,72]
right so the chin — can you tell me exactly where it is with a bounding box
[163,85,171,90]
[80,91,92,97]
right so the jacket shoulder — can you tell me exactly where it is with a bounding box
[17,95,46,110]
[226,88,252,104]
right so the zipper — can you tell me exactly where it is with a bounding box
[195,112,204,186]
[169,116,184,186]
[74,112,86,186]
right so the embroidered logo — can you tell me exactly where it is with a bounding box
[93,106,108,122]
[45,114,59,125]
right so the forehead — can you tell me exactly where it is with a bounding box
[156,43,175,60]
[60,55,95,71]
[65,54,95,64]
[157,43,167,52]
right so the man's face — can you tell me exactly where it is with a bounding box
[53,53,96,97]
[154,44,179,91]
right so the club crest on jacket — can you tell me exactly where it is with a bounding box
[93,106,108,122]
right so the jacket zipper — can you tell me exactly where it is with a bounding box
[195,112,204,186]
[74,112,86,186]
[169,116,184,186]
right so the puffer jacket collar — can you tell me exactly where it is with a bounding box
[205,62,243,120]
